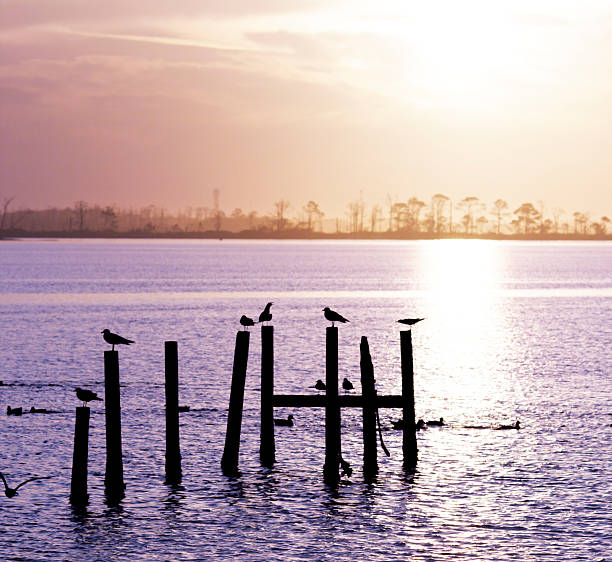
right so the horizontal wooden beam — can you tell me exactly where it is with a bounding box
[272,394,404,408]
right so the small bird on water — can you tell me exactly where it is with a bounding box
[342,377,354,392]
[75,387,103,407]
[258,302,273,324]
[323,307,349,327]
[311,379,326,391]
[274,414,295,427]
[496,420,520,430]
[397,318,425,328]
[102,329,134,351]
[239,315,255,330]
[426,417,445,426]
[0,472,52,498]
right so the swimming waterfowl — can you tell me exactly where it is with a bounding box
[274,414,294,427]
[496,420,520,430]
[6,406,22,416]
[426,417,445,426]
[391,418,426,430]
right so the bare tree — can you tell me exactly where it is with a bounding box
[303,201,323,232]
[274,199,290,232]
[491,199,508,235]
[0,196,14,231]
[431,194,450,234]
[406,197,425,233]
[457,197,481,234]
[74,200,88,231]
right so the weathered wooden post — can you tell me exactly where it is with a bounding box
[221,330,250,475]
[360,336,378,478]
[165,340,181,483]
[400,330,418,469]
[104,350,125,501]
[70,406,90,505]
[259,325,275,467]
[323,326,340,485]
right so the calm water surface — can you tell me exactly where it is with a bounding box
[0,239,610,561]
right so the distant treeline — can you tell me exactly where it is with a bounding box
[0,195,610,239]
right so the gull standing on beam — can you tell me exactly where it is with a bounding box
[323,307,349,327]
[258,302,273,325]
[101,329,134,351]
[239,315,255,330]
[397,318,425,329]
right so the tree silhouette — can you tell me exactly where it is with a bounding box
[513,202,541,234]
[0,196,14,232]
[274,200,290,232]
[431,194,450,234]
[457,196,481,234]
[303,200,323,232]
[491,199,508,235]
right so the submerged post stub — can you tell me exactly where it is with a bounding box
[165,340,182,483]
[259,325,276,467]
[400,330,418,469]
[323,326,341,485]
[104,350,125,502]
[221,330,250,475]
[70,406,90,505]
[360,336,378,478]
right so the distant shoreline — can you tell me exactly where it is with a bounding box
[1,231,611,241]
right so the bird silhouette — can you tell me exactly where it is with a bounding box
[323,307,349,327]
[101,329,134,351]
[75,387,103,407]
[496,420,520,430]
[311,379,326,391]
[342,377,354,392]
[0,472,52,498]
[6,406,22,416]
[391,419,426,430]
[426,417,445,426]
[397,318,425,328]
[274,414,295,427]
[239,315,255,330]
[258,302,273,324]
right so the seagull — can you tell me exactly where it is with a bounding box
[101,329,134,351]
[496,420,520,430]
[397,318,425,328]
[239,315,255,330]
[426,417,445,426]
[311,379,326,391]
[323,307,349,327]
[258,302,273,324]
[274,414,295,427]
[75,387,103,407]
[0,472,52,498]
[342,378,354,392]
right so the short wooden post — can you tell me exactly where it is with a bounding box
[360,337,378,478]
[221,330,250,475]
[70,406,90,505]
[104,350,125,501]
[165,341,182,483]
[323,326,340,485]
[259,325,275,467]
[400,330,418,469]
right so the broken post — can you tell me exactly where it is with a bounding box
[70,406,90,505]
[323,326,340,485]
[165,340,182,483]
[400,330,418,469]
[259,325,276,467]
[221,330,250,475]
[360,336,378,478]
[104,350,125,502]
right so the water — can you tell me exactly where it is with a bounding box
[0,239,610,560]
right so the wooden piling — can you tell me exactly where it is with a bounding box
[104,350,125,501]
[70,406,90,505]
[400,330,418,469]
[323,326,340,485]
[259,325,276,467]
[360,337,378,478]
[165,340,182,483]
[221,330,250,475]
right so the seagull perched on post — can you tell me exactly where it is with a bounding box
[75,387,103,407]
[101,329,134,351]
[258,302,273,324]
[0,472,52,498]
[310,379,326,391]
[239,315,255,330]
[323,307,349,327]
[397,318,425,328]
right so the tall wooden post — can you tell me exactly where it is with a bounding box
[70,406,90,505]
[104,350,125,501]
[400,330,418,469]
[165,341,181,483]
[360,337,378,478]
[323,326,340,485]
[221,330,250,475]
[259,325,275,467]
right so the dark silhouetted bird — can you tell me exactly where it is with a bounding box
[6,406,22,416]
[342,377,354,392]
[102,329,134,351]
[311,379,326,391]
[258,302,273,324]
[397,318,425,328]
[0,472,52,498]
[274,414,294,427]
[178,406,190,412]
[496,420,520,430]
[239,315,255,330]
[391,418,426,430]
[323,307,349,327]
[426,417,445,426]
[75,387,103,407]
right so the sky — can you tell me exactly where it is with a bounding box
[1,0,611,218]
